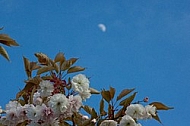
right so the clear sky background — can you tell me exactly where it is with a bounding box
[0,0,190,125]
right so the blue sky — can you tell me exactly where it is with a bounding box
[0,0,190,125]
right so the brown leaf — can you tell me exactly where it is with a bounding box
[59,121,70,126]
[101,89,111,103]
[91,108,98,119]
[119,92,137,106]
[23,56,31,77]
[0,34,19,46]
[0,46,10,61]
[37,66,55,75]
[34,53,49,65]
[99,99,107,116]
[54,52,65,64]
[61,58,78,70]
[152,114,162,124]
[149,102,174,110]
[115,108,125,119]
[110,87,115,100]
[61,60,72,71]
[49,59,59,73]
[82,105,93,115]
[89,87,100,94]
[0,35,18,46]
[69,57,78,65]
[117,88,135,101]
[30,62,41,71]
[67,66,85,74]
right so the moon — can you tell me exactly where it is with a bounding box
[98,24,106,32]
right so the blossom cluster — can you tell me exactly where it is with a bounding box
[0,52,172,126]
[100,104,156,126]
[0,74,90,126]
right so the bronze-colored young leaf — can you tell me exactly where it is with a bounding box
[0,46,10,61]
[34,52,49,65]
[152,114,162,124]
[101,89,111,103]
[0,34,19,46]
[149,102,174,110]
[116,88,135,101]
[82,105,93,115]
[67,66,85,74]
[110,86,116,100]
[115,108,125,119]
[49,59,59,73]
[54,52,65,64]
[61,60,72,71]
[37,66,55,75]
[119,92,137,106]
[16,120,28,126]
[68,57,78,65]
[91,108,98,119]
[23,56,31,77]
[30,62,41,71]
[59,121,70,126]
[99,99,107,116]
[25,76,42,85]
[89,87,100,94]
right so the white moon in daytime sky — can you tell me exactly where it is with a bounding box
[98,24,106,32]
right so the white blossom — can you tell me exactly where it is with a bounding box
[6,101,21,110]
[33,92,42,105]
[119,115,137,126]
[79,90,91,101]
[71,74,90,92]
[0,106,3,114]
[100,120,118,126]
[48,93,69,114]
[125,104,145,119]
[25,104,42,122]
[71,74,91,100]
[144,105,156,119]
[38,80,54,97]
[91,118,97,123]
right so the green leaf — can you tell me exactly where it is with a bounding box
[149,102,174,110]
[116,88,135,101]
[119,92,137,106]
[67,66,85,74]
[0,46,10,61]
